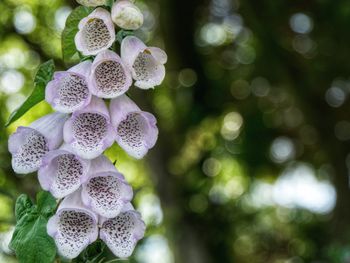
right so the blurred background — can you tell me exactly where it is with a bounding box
[0,0,350,262]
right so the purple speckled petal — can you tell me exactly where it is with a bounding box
[8,113,68,174]
[75,8,115,56]
[47,190,98,259]
[132,52,166,89]
[45,61,92,113]
[89,50,132,99]
[109,94,140,125]
[38,147,90,199]
[81,155,133,218]
[63,97,115,159]
[109,95,158,159]
[99,207,145,258]
[121,36,146,71]
[121,36,167,89]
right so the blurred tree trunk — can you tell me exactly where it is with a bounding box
[240,0,350,245]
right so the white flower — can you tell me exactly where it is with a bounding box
[121,36,167,89]
[111,0,144,30]
[89,50,132,99]
[8,113,68,174]
[81,155,133,218]
[45,61,92,113]
[75,8,115,56]
[63,96,115,159]
[38,144,91,199]
[100,203,146,258]
[110,95,158,159]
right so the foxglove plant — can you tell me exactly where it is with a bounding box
[7,0,167,262]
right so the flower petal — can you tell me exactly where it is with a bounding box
[9,127,49,174]
[89,50,132,98]
[9,113,68,174]
[63,97,115,159]
[133,52,166,89]
[148,47,168,64]
[109,94,140,125]
[82,173,133,218]
[75,8,115,56]
[121,36,146,71]
[38,148,90,199]
[29,112,68,149]
[46,61,92,113]
[99,209,145,258]
[47,191,98,259]
[110,95,158,159]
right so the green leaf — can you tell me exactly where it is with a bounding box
[62,6,94,62]
[10,215,56,263]
[10,193,57,263]
[15,194,34,222]
[36,191,56,217]
[116,30,134,44]
[5,60,55,126]
[106,0,114,8]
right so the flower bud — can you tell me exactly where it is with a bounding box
[111,0,143,30]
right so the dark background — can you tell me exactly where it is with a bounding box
[0,0,350,262]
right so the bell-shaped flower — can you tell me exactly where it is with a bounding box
[121,36,167,89]
[76,0,107,7]
[89,50,132,99]
[110,95,158,159]
[99,203,145,258]
[47,190,99,259]
[81,155,133,218]
[75,8,115,56]
[111,0,144,30]
[63,96,115,160]
[8,112,68,174]
[38,144,91,199]
[45,61,92,113]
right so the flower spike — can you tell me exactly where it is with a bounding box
[89,50,132,99]
[75,8,115,56]
[99,204,146,258]
[81,155,133,218]
[45,61,92,113]
[63,96,115,159]
[8,112,68,174]
[121,36,167,89]
[47,190,99,259]
[110,95,158,159]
